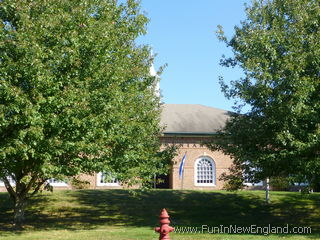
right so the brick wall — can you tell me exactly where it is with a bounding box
[161,136,232,190]
[0,135,233,192]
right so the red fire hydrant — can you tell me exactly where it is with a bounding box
[155,208,174,240]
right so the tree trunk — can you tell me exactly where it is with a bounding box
[13,197,26,230]
[4,175,44,230]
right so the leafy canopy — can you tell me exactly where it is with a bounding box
[0,0,172,199]
[209,0,320,188]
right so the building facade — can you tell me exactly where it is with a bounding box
[0,104,235,191]
[159,104,233,190]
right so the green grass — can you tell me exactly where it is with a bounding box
[0,189,319,239]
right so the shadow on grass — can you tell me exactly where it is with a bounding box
[0,192,14,231]
[0,190,319,238]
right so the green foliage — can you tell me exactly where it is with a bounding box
[300,186,313,196]
[70,177,90,190]
[0,0,175,226]
[270,176,290,191]
[220,164,245,191]
[209,0,320,188]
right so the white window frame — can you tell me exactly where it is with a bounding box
[47,178,68,187]
[97,172,120,186]
[194,156,216,186]
[294,182,309,186]
[0,177,68,187]
[243,181,263,187]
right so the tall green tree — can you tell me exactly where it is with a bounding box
[208,0,320,190]
[0,0,174,228]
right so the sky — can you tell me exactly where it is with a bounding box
[137,0,249,112]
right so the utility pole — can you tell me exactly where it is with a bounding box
[265,177,270,204]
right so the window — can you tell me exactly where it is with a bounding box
[243,180,263,187]
[194,156,216,186]
[293,182,309,186]
[0,177,68,187]
[47,178,68,187]
[0,176,15,186]
[292,175,309,186]
[97,172,119,186]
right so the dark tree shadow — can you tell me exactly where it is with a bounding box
[0,192,14,231]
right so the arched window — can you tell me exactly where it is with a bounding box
[194,156,216,186]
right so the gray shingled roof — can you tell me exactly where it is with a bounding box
[160,104,232,135]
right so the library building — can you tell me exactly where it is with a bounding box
[0,104,238,191]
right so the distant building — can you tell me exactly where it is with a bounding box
[85,103,234,190]
[159,103,233,190]
[0,64,236,191]
[0,104,234,191]
[88,103,234,190]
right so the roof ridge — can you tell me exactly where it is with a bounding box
[160,104,231,134]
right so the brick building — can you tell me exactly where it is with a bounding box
[82,103,234,190]
[159,104,233,190]
[0,103,235,191]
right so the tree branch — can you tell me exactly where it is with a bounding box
[30,179,47,197]
[21,175,37,197]
[3,176,17,200]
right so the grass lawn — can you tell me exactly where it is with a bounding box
[0,189,319,239]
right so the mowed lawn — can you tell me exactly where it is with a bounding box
[0,189,319,240]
